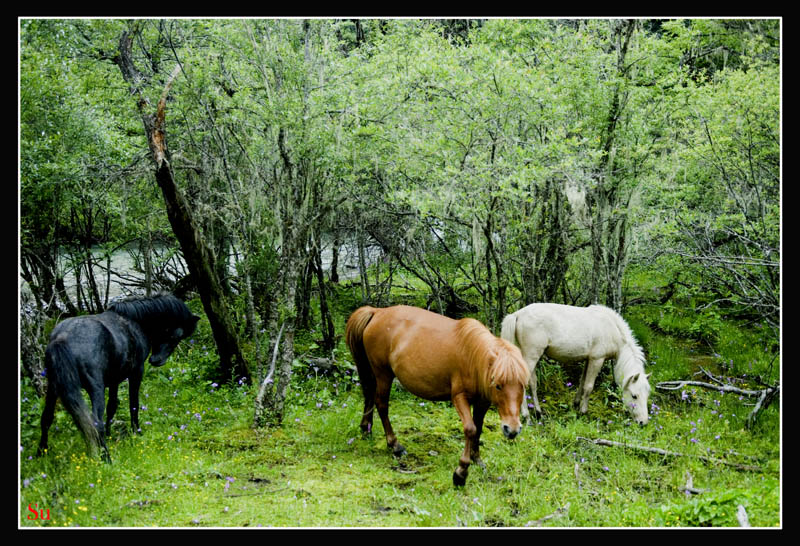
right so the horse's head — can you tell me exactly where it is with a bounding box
[491,380,525,439]
[622,372,652,425]
[149,315,200,367]
[487,348,530,440]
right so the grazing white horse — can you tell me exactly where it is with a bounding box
[501,303,651,425]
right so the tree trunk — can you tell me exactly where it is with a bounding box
[115,24,250,383]
[588,19,637,309]
[312,229,336,354]
[329,234,340,283]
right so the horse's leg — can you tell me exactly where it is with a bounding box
[87,384,111,462]
[452,393,477,486]
[528,352,546,423]
[128,371,142,433]
[37,383,58,456]
[520,349,544,425]
[574,358,604,414]
[358,365,377,437]
[105,383,120,434]
[375,372,405,457]
[470,400,490,471]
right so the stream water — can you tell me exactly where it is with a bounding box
[20,241,379,307]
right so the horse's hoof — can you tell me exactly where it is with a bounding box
[392,444,407,457]
[453,470,467,487]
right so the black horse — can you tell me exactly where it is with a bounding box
[37,293,200,462]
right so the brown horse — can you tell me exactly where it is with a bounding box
[345,305,530,486]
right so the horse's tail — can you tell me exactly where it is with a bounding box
[345,306,377,399]
[45,339,103,456]
[500,312,518,346]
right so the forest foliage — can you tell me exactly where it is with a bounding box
[19,18,780,425]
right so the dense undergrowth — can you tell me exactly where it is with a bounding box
[19,276,781,528]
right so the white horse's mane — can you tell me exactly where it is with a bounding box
[589,305,646,386]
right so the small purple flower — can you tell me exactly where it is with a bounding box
[690,438,698,443]
[681,390,688,401]
[566,382,573,388]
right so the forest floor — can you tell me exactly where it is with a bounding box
[19,286,781,528]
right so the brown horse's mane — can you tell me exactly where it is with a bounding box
[455,318,530,397]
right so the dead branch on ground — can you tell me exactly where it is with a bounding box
[656,367,779,428]
[577,436,762,472]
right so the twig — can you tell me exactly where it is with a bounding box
[577,437,762,472]
[656,370,779,429]
[656,379,762,397]
[524,503,570,527]
[680,471,710,495]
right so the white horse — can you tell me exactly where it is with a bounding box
[501,303,651,425]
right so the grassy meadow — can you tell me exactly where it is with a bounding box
[19,279,781,528]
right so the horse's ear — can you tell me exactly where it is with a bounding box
[624,373,640,389]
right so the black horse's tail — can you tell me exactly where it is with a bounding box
[45,339,103,456]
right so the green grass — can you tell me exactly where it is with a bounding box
[19,291,781,528]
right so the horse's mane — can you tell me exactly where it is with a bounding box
[455,318,529,397]
[108,293,193,327]
[589,305,646,383]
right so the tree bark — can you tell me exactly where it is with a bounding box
[114,23,250,383]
